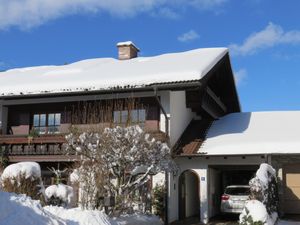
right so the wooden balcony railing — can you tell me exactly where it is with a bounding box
[0,131,167,157]
[0,135,66,156]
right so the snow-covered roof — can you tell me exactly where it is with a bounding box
[0,48,228,97]
[198,111,300,155]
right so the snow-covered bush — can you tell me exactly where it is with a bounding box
[240,200,267,225]
[69,162,106,210]
[249,163,278,215]
[65,125,177,214]
[45,184,74,207]
[239,163,278,225]
[44,167,74,207]
[0,162,45,201]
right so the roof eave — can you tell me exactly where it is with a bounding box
[0,80,202,100]
[176,152,300,157]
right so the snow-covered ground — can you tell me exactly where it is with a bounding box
[278,221,300,225]
[0,190,162,225]
[0,191,64,225]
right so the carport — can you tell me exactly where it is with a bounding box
[208,165,258,217]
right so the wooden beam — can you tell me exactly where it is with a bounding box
[201,102,220,119]
[206,86,227,113]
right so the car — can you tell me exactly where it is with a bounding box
[220,185,250,214]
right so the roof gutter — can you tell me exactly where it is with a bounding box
[0,81,202,100]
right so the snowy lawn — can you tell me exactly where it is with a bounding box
[0,191,162,225]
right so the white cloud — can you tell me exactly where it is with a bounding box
[234,68,247,86]
[0,0,227,30]
[178,30,200,42]
[188,0,227,9]
[152,7,180,19]
[229,23,300,56]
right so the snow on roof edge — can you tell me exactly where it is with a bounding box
[0,47,229,97]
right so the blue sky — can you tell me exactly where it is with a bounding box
[0,0,300,112]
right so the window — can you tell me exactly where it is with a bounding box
[113,109,146,125]
[33,114,46,134]
[33,113,61,134]
[47,113,61,134]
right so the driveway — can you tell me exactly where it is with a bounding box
[169,214,239,225]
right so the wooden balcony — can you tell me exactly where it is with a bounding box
[0,135,67,162]
[0,130,167,162]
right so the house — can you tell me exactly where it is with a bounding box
[0,42,239,186]
[0,42,297,224]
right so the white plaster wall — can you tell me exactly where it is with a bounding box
[169,91,195,146]
[158,90,195,146]
[208,168,221,217]
[158,91,170,135]
[168,171,178,222]
[169,156,266,224]
[196,167,209,224]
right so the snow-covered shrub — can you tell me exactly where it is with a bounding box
[45,184,74,207]
[249,163,278,215]
[152,184,165,219]
[0,162,45,201]
[239,163,278,225]
[69,163,104,210]
[65,125,177,214]
[240,200,267,225]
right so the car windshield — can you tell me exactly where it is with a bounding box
[225,187,250,195]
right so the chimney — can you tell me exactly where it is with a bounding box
[117,41,140,60]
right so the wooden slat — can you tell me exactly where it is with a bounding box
[0,135,66,144]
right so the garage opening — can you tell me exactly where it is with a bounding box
[178,170,200,220]
[209,165,258,217]
[283,164,300,214]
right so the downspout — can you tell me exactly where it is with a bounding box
[153,86,169,225]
